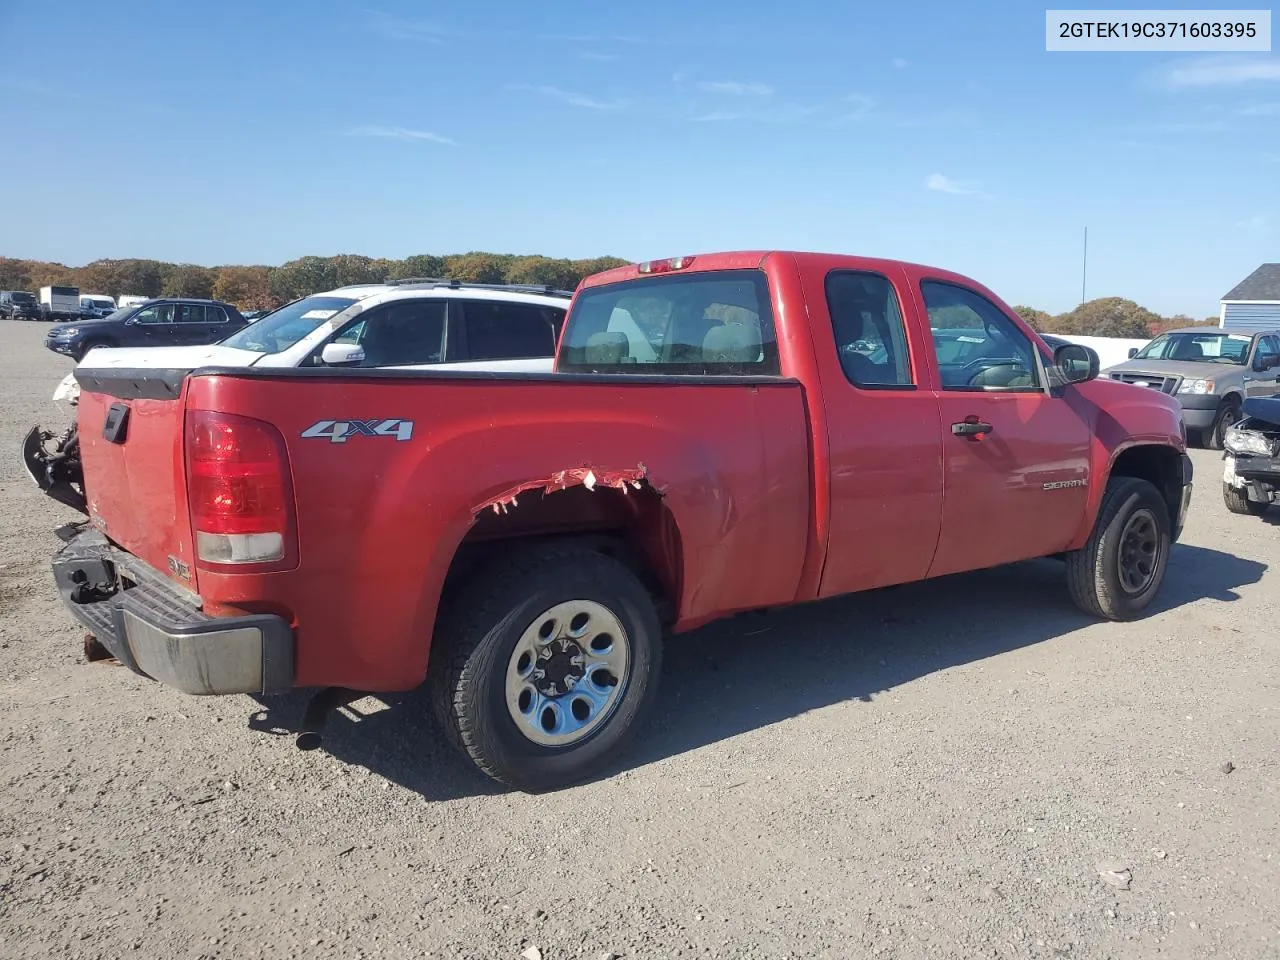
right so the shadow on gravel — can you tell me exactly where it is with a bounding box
[246,542,1264,799]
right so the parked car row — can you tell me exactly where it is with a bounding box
[1,287,152,322]
[25,249,1203,793]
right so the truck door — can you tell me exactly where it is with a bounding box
[1244,335,1280,400]
[913,277,1092,577]
[799,263,945,596]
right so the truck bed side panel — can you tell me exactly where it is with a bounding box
[186,373,812,691]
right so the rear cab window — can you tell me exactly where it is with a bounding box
[825,271,914,388]
[558,269,779,375]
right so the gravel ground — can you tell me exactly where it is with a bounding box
[1,317,1278,960]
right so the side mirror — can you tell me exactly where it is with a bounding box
[1127,347,1139,359]
[1055,342,1099,384]
[1254,354,1279,372]
[320,342,365,366]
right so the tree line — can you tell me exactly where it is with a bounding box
[1011,299,1217,339]
[1,252,1215,338]
[0,253,630,312]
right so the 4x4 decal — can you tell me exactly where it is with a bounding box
[301,419,415,443]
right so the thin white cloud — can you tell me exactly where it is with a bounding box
[1163,55,1280,88]
[1238,102,1280,115]
[698,80,775,96]
[925,173,989,197]
[1235,215,1272,232]
[537,33,646,44]
[519,85,626,110]
[364,13,449,43]
[345,126,457,145]
[835,93,876,123]
[580,52,619,62]
[893,58,909,69]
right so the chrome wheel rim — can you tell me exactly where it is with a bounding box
[504,600,630,747]
[1117,508,1161,594]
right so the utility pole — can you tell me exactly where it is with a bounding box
[1081,226,1088,304]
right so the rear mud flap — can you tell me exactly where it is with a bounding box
[23,423,88,515]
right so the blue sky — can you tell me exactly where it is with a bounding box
[1,0,1277,317]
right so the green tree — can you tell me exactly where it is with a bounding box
[329,254,388,287]
[1012,305,1052,331]
[503,255,580,290]
[269,256,339,301]
[1054,297,1161,338]
[0,257,33,289]
[161,264,215,299]
[212,265,274,309]
[387,254,446,281]
[571,256,629,280]
[444,252,510,283]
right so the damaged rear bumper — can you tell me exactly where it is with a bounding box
[52,527,294,696]
[23,423,87,514]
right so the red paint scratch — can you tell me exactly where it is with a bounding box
[475,463,649,515]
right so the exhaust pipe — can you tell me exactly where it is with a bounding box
[295,686,364,750]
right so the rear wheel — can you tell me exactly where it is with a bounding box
[1205,397,1242,451]
[1223,481,1269,516]
[431,543,663,792]
[1066,477,1172,620]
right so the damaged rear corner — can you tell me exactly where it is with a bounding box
[474,463,653,516]
[22,422,87,514]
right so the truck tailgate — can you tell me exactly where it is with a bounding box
[76,374,199,591]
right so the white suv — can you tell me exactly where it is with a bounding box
[71,279,572,378]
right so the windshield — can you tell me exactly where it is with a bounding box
[558,269,779,375]
[219,295,357,354]
[12,292,35,304]
[1132,331,1251,364]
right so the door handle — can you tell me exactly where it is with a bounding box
[952,418,993,439]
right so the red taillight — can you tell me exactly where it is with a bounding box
[637,256,695,274]
[186,410,294,565]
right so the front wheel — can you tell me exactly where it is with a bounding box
[431,543,663,792]
[1066,477,1172,620]
[1204,397,1242,451]
[1223,481,1269,516]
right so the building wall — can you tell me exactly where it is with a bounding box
[1221,301,1280,332]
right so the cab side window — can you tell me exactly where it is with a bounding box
[461,301,564,361]
[1254,336,1280,370]
[922,281,1041,392]
[132,303,175,325]
[347,300,446,366]
[825,271,913,388]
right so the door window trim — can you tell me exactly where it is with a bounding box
[824,268,917,391]
[919,278,1047,394]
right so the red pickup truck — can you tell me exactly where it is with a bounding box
[46,251,1193,791]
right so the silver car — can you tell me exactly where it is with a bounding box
[1104,327,1280,449]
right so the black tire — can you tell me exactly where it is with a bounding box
[1066,477,1172,621]
[1223,481,1269,516]
[1204,397,1242,451]
[430,543,663,792]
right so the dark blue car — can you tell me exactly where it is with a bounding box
[44,298,249,361]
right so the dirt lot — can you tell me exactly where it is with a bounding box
[1,317,1277,960]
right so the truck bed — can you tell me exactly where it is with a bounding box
[74,364,814,689]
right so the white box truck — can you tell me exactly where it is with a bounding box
[117,294,150,309]
[39,285,81,321]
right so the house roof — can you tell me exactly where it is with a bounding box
[1223,263,1280,301]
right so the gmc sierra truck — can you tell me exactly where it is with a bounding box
[40,251,1193,792]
